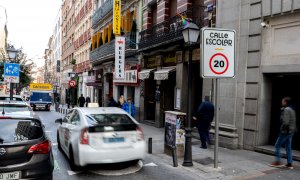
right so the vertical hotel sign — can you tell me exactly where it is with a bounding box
[115,36,125,79]
[113,0,121,35]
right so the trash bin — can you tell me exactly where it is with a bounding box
[164,111,186,157]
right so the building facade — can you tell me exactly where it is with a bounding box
[73,0,94,102]
[52,9,62,102]
[0,6,7,60]
[138,0,215,127]
[90,0,140,112]
[61,0,76,105]
[210,0,300,152]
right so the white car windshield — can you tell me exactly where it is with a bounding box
[86,114,134,126]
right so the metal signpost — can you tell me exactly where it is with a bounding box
[201,28,236,168]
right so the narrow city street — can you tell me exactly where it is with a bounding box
[37,110,198,180]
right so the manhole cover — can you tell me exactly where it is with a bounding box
[194,157,220,165]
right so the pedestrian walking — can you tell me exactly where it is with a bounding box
[270,97,297,169]
[55,95,60,112]
[85,96,91,107]
[193,96,214,149]
[78,94,86,107]
[122,97,135,117]
[118,95,125,108]
[108,96,118,107]
[66,96,71,109]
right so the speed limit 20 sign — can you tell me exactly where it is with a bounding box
[201,28,235,78]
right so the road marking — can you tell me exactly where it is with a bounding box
[143,162,158,167]
[54,160,60,170]
[67,170,81,176]
[45,130,52,133]
[52,143,58,146]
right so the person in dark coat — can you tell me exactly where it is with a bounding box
[193,96,215,149]
[78,94,86,107]
[85,96,91,107]
[66,96,71,109]
[107,96,118,107]
[270,97,297,169]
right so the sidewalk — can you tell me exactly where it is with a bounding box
[55,107,299,179]
[140,123,300,180]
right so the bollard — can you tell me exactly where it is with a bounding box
[148,137,152,154]
[171,146,178,167]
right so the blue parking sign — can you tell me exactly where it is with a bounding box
[4,63,20,83]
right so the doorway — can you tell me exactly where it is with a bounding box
[145,79,156,121]
[269,74,300,150]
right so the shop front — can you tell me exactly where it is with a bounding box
[114,66,140,121]
[139,53,177,128]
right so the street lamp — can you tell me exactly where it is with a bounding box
[6,46,19,100]
[182,22,200,167]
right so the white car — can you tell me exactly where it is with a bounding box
[55,107,146,170]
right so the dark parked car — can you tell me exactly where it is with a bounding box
[0,117,54,180]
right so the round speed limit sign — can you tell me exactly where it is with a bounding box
[209,53,229,75]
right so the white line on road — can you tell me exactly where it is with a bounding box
[67,170,81,176]
[52,143,58,146]
[143,162,158,167]
[45,131,52,133]
[54,160,60,170]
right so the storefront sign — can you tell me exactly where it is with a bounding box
[115,36,125,79]
[29,83,53,91]
[163,52,176,64]
[113,70,137,83]
[84,76,95,83]
[146,57,156,68]
[113,0,121,35]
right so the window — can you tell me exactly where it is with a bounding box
[63,110,74,123]
[151,4,157,26]
[0,119,43,143]
[71,111,80,125]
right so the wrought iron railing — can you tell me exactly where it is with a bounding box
[139,7,204,50]
[92,0,113,28]
[90,32,137,63]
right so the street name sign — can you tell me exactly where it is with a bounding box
[201,28,235,78]
[4,63,20,83]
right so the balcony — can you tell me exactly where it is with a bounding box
[90,32,137,64]
[139,7,204,50]
[92,0,113,28]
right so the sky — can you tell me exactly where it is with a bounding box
[0,0,61,67]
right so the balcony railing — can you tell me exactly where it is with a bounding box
[92,0,113,28]
[139,7,204,50]
[90,32,137,64]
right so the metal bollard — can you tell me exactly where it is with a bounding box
[148,137,152,154]
[172,146,178,167]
